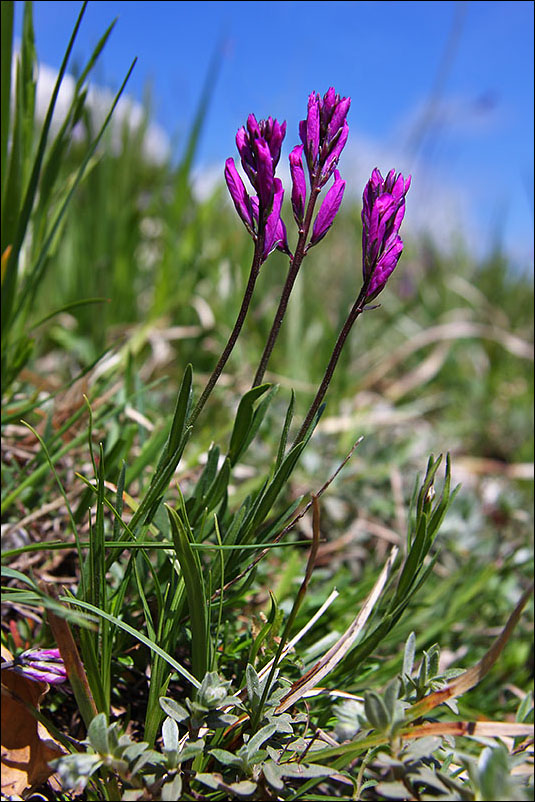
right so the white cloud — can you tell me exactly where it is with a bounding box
[17,54,171,164]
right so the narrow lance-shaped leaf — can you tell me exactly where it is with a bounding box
[166,503,209,680]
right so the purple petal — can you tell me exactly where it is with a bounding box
[361,168,411,300]
[236,126,254,174]
[15,648,67,685]
[268,119,286,166]
[367,237,404,298]
[246,113,261,140]
[21,648,62,660]
[299,119,308,151]
[306,93,320,165]
[275,215,292,257]
[310,171,346,246]
[321,120,349,183]
[255,138,274,210]
[328,96,351,139]
[323,87,337,117]
[263,179,285,260]
[225,158,254,233]
[289,145,307,225]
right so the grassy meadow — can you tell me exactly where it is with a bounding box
[1,3,533,800]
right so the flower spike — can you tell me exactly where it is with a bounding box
[361,168,411,301]
[299,87,351,187]
[225,113,287,263]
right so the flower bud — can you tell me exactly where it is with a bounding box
[361,168,411,301]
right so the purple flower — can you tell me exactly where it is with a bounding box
[235,114,286,214]
[309,170,346,246]
[361,168,411,301]
[4,647,67,685]
[225,114,288,262]
[299,88,351,187]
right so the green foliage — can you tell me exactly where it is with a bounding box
[1,1,137,396]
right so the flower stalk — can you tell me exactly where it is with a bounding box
[294,168,411,445]
[252,88,351,388]
[188,234,265,427]
[189,114,287,425]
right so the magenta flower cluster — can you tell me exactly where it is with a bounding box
[225,115,289,262]
[298,88,350,186]
[361,168,411,301]
[290,88,350,244]
[225,87,410,300]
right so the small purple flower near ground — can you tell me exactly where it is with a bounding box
[2,647,67,685]
[361,168,411,301]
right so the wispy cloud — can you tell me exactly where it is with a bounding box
[26,55,171,164]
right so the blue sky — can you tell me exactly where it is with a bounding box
[14,0,534,267]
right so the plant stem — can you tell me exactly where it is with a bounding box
[292,283,370,446]
[189,236,264,427]
[252,185,321,388]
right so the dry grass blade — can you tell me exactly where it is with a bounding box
[275,546,399,714]
[400,720,534,741]
[38,582,98,728]
[406,583,534,722]
[256,590,340,685]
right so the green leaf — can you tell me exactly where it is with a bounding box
[2,1,88,335]
[162,364,193,463]
[394,511,428,606]
[228,383,271,466]
[237,440,306,547]
[276,389,295,469]
[0,1,14,200]
[159,697,189,723]
[402,631,416,678]
[245,663,261,706]
[383,678,401,717]
[177,739,205,763]
[249,591,278,666]
[161,774,183,801]
[263,760,284,792]
[209,748,242,768]
[162,717,179,753]
[279,763,333,779]
[63,596,200,689]
[246,723,277,759]
[166,501,208,680]
[364,691,390,731]
[87,713,110,754]
[477,745,514,801]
